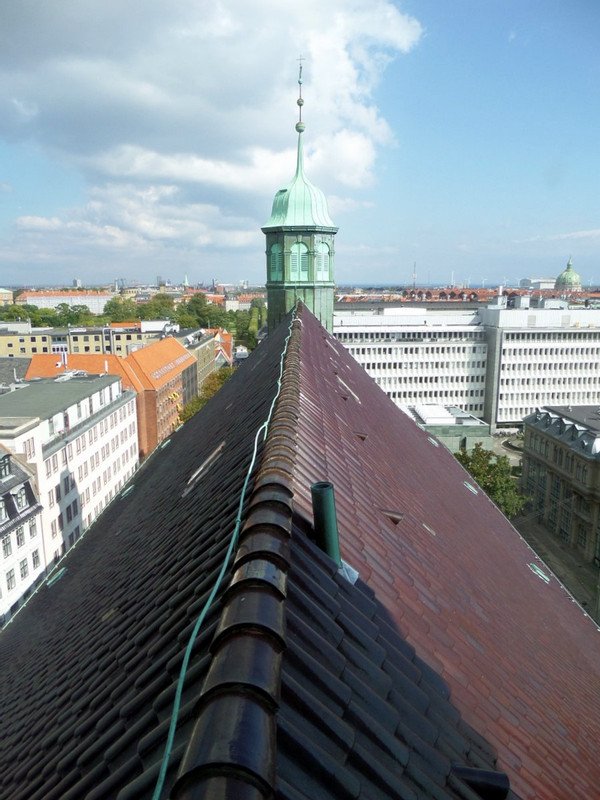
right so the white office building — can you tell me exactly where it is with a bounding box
[334,307,488,415]
[0,374,139,569]
[334,300,600,430]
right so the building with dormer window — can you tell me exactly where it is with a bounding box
[522,405,600,564]
[0,445,44,621]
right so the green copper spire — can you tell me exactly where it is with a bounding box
[263,61,338,333]
[263,62,336,230]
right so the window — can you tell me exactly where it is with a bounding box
[64,476,70,495]
[51,520,58,538]
[29,518,37,537]
[269,243,283,281]
[6,569,15,591]
[0,500,7,522]
[15,487,27,510]
[16,527,25,547]
[290,242,309,282]
[315,241,330,281]
[2,535,11,558]
[19,559,28,579]
[32,550,40,569]
[55,485,61,503]
[0,455,10,478]
[58,513,64,531]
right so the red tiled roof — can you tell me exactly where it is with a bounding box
[289,306,600,800]
[25,353,145,393]
[124,337,196,390]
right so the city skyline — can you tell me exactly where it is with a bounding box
[0,1,598,287]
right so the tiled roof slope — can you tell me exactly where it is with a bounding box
[290,307,600,800]
[0,316,293,800]
[26,353,145,393]
[125,337,197,390]
[0,305,593,800]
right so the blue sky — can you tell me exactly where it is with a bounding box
[0,1,598,288]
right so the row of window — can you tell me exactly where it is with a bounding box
[2,519,38,558]
[269,242,330,282]
[2,551,40,595]
[503,347,600,356]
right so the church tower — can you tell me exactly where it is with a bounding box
[262,66,338,332]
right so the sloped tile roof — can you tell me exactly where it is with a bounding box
[26,353,146,394]
[124,338,197,391]
[0,306,597,800]
[289,307,600,800]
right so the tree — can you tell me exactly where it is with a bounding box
[180,367,235,422]
[454,443,526,518]
[103,297,139,321]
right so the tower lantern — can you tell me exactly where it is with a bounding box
[262,63,338,331]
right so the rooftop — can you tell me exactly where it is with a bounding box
[0,306,599,800]
[0,375,118,421]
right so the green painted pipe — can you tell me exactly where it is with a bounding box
[311,481,341,567]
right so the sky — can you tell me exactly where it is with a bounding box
[0,0,598,289]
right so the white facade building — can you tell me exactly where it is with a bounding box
[0,374,139,570]
[334,303,600,430]
[0,447,45,620]
[334,308,488,415]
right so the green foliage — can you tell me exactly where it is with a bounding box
[454,442,527,519]
[180,367,235,422]
[103,297,139,321]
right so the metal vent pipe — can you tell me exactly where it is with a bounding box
[310,481,341,567]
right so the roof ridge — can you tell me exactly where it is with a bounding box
[171,314,302,798]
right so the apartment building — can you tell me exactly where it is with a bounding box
[522,405,600,564]
[0,375,139,566]
[0,446,45,621]
[15,290,114,314]
[25,337,197,459]
[0,321,172,358]
[334,301,600,430]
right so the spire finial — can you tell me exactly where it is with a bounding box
[296,55,305,133]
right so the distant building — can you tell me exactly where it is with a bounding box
[519,277,556,290]
[0,374,139,571]
[555,258,582,292]
[124,338,198,456]
[522,405,600,564]
[25,337,198,459]
[335,303,600,430]
[15,290,114,315]
[0,446,45,621]
[0,288,12,306]
[400,404,492,452]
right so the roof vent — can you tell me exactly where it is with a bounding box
[381,509,404,526]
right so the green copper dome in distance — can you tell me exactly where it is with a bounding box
[555,258,582,290]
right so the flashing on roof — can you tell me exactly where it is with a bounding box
[355,432,368,442]
[160,438,171,449]
[182,442,226,498]
[47,567,67,587]
[464,481,478,495]
[338,559,359,585]
[336,376,361,405]
[422,523,437,537]
[120,485,135,499]
[528,563,550,584]
[428,436,440,447]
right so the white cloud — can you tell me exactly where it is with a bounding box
[0,0,422,282]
